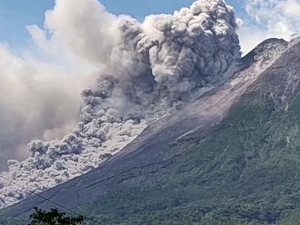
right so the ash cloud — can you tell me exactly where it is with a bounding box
[0,0,241,208]
[0,44,95,171]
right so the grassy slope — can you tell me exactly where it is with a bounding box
[3,83,300,224]
[0,217,22,225]
[76,89,300,225]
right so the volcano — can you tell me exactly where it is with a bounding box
[3,37,300,224]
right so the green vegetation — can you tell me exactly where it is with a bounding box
[0,208,84,225]
[3,89,300,224]
[0,216,22,225]
[28,207,84,225]
[77,91,300,224]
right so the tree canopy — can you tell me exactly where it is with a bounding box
[28,207,84,225]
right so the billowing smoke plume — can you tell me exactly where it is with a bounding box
[0,44,96,171]
[0,0,241,208]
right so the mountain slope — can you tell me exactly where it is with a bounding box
[3,38,300,225]
[73,38,300,224]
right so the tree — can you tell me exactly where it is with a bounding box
[28,207,84,225]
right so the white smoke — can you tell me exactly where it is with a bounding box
[0,42,97,171]
[0,0,241,208]
[238,0,300,54]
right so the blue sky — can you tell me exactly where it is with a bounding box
[0,0,245,47]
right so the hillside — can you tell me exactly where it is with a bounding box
[74,38,300,224]
[1,37,299,225]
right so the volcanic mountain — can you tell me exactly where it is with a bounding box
[2,36,300,225]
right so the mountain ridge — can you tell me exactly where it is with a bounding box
[0,37,294,222]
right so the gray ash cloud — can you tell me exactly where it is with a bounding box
[0,0,241,208]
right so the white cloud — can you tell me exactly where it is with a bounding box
[280,0,300,16]
[238,0,300,54]
[0,14,99,170]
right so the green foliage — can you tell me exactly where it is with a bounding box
[76,92,300,224]
[0,208,84,225]
[28,208,84,225]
